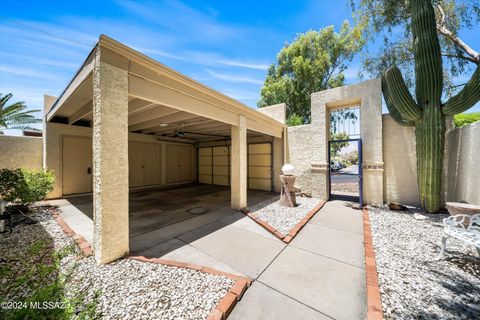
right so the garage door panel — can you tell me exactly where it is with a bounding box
[213,165,229,176]
[198,148,212,156]
[248,154,271,166]
[213,155,228,166]
[249,178,271,191]
[249,143,271,154]
[213,175,229,186]
[212,146,228,156]
[199,165,212,175]
[198,155,212,166]
[248,166,271,179]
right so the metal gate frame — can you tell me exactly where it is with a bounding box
[327,138,363,207]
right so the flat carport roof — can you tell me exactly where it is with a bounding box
[43,35,286,264]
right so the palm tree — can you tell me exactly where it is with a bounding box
[0,93,41,133]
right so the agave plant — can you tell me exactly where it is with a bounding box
[382,0,480,213]
[0,93,41,132]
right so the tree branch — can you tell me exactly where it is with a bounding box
[441,52,477,64]
[436,4,480,64]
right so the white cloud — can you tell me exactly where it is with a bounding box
[205,69,264,85]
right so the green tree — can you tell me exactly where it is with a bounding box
[0,93,41,133]
[453,111,480,127]
[350,0,480,95]
[258,22,365,124]
[382,0,480,212]
[330,132,350,158]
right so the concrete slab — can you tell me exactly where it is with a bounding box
[178,224,286,278]
[130,208,235,253]
[138,238,243,276]
[218,212,279,241]
[290,223,365,268]
[259,246,366,320]
[55,202,94,245]
[308,209,363,235]
[229,281,329,320]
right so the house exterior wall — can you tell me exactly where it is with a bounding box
[0,135,43,169]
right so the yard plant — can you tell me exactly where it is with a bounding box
[0,168,54,210]
[382,0,480,212]
[0,93,41,132]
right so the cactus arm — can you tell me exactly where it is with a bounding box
[442,64,480,115]
[383,67,422,122]
[382,74,416,126]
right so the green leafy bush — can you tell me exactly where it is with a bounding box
[454,112,480,128]
[0,168,54,207]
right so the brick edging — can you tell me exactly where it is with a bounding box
[49,207,93,256]
[129,256,251,320]
[49,206,251,320]
[240,200,325,244]
[362,208,384,320]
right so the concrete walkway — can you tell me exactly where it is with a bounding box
[49,192,366,319]
[230,200,366,320]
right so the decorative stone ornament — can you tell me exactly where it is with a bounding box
[280,174,297,207]
[281,163,295,176]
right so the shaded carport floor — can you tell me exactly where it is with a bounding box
[48,189,366,319]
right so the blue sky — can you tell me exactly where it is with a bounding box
[1,0,479,135]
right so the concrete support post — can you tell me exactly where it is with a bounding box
[231,115,247,209]
[92,47,129,264]
[310,94,329,200]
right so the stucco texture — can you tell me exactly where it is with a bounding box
[286,124,312,195]
[382,115,419,205]
[446,121,480,205]
[0,135,43,170]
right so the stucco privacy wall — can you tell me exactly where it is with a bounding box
[286,124,313,194]
[446,121,480,205]
[311,78,383,204]
[0,135,43,170]
[383,115,419,205]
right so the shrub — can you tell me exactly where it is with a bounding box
[0,168,54,207]
[454,112,480,128]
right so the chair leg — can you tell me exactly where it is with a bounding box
[436,236,448,260]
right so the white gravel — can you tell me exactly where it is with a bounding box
[1,208,234,320]
[247,196,321,235]
[368,205,480,319]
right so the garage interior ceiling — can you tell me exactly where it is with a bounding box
[53,94,267,142]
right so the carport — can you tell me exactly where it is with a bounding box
[43,35,286,264]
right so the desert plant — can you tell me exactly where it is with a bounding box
[0,93,41,130]
[0,168,54,208]
[454,112,480,127]
[382,0,480,212]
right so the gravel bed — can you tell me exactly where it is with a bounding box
[247,196,321,235]
[1,208,234,319]
[368,205,480,319]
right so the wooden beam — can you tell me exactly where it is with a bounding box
[128,106,177,126]
[129,111,198,132]
[129,75,238,126]
[128,99,156,115]
[68,100,92,124]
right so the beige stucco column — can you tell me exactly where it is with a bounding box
[92,47,129,264]
[231,115,247,209]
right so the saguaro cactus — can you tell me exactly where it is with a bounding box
[382,0,480,212]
